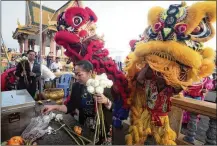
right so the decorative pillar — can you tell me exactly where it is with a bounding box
[17,35,24,53]
[23,34,29,52]
[183,94,203,144]
[56,46,61,57]
[30,39,35,51]
[28,39,31,50]
[49,31,56,57]
[42,32,46,56]
[205,98,217,145]
[205,118,217,145]
[183,112,198,144]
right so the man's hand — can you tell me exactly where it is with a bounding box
[30,72,36,77]
[21,71,26,76]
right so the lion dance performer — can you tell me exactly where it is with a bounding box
[182,76,214,124]
[54,3,130,127]
[124,1,216,145]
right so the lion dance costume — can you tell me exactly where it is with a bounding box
[54,3,130,127]
[124,1,216,145]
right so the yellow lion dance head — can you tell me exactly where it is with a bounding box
[125,1,216,90]
[124,1,216,145]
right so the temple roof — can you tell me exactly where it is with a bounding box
[27,1,55,26]
[13,25,38,39]
[50,1,82,22]
[12,0,83,42]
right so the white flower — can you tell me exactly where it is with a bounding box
[49,112,56,120]
[86,78,94,86]
[47,126,53,130]
[106,80,113,88]
[22,56,28,60]
[92,79,100,87]
[47,126,54,135]
[86,73,112,95]
[87,86,95,94]
[95,75,101,80]
[95,86,104,94]
[99,79,107,88]
[100,73,108,80]
[43,115,51,123]
[16,58,22,63]
[55,114,63,121]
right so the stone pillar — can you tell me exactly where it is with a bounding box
[23,34,29,52]
[183,113,198,144]
[205,98,217,145]
[28,40,31,50]
[17,35,24,53]
[49,31,56,57]
[42,32,46,56]
[30,39,35,51]
[205,118,217,145]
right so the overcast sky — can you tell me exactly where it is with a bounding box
[1,1,216,59]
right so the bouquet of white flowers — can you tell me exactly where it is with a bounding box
[85,73,113,144]
[16,56,29,85]
[86,73,113,94]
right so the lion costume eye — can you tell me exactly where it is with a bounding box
[73,16,83,26]
[191,18,211,38]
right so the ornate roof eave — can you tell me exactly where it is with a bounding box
[47,25,57,32]
[34,25,55,35]
[12,25,40,39]
[50,0,82,22]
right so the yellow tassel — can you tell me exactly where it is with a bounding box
[132,126,140,143]
[128,126,133,133]
[138,126,143,137]
[144,128,152,135]
[153,132,161,144]
[125,134,133,145]
[131,106,139,118]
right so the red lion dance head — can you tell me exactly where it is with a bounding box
[54,5,130,127]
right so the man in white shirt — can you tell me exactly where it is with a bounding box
[50,57,62,72]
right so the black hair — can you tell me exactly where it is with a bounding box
[75,60,93,72]
[27,50,35,54]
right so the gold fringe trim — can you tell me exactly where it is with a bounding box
[126,108,177,145]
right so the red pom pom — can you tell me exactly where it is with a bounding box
[154,22,164,32]
[79,30,88,38]
[175,23,187,34]
[129,40,137,48]
[85,7,98,22]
